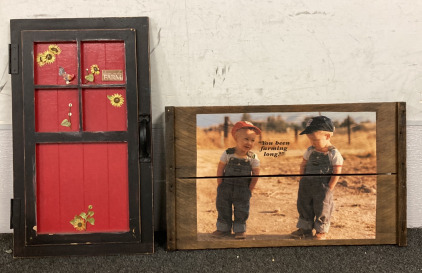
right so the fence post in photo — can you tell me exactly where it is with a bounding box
[224,116,230,138]
[347,115,351,144]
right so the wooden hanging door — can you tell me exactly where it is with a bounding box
[10,18,153,257]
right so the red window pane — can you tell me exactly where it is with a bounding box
[82,89,127,132]
[81,42,126,85]
[34,43,78,86]
[35,89,79,132]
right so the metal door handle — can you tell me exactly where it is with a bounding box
[139,114,151,162]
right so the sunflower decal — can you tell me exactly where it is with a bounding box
[90,64,100,75]
[36,52,47,67]
[36,44,61,67]
[69,205,95,232]
[71,217,86,231]
[44,52,56,64]
[48,44,62,55]
[107,93,125,107]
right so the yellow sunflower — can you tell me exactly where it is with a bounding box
[70,216,86,231]
[90,64,100,75]
[48,44,61,55]
[36,52,46,67]
[43,50,56,64]
[107,93,124,107]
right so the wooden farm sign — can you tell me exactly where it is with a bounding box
[166,103,406,250]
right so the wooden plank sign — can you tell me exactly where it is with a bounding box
[166,103,406,250]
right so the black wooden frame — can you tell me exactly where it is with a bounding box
[10,17,153,257]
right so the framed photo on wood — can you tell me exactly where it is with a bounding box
[10,17,153,257]
[166,102,406,250]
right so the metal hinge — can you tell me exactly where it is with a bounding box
[10,199,21,229]
[9,44,19,75]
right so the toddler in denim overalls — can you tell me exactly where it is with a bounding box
[213,121,261,239]
[292,116,343,240]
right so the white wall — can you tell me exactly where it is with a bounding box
[0,0,421,232]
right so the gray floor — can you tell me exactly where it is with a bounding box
[1,229,421,272]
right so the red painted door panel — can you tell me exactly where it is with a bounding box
[83,88,127,131]
[36,143,129,234]
[34,40,129,234]
[81,42,126,85]
[34,43,78,86]
[35,89,79,132]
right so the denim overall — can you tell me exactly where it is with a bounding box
[296,147,334,233]
[216,148,253,233]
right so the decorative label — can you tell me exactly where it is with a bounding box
[102,70,124,81]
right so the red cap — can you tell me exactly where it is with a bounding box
[231,121,261,138]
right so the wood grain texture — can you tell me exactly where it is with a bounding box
[175,179,198,244]
[376,103,398,174]
[165,107,177,250]
[376,175,397,237]
[174,107,197,178]
[397,102,407,246]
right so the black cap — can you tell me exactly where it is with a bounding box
[300,116,334,135]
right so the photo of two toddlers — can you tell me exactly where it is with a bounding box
[196,112,377,241]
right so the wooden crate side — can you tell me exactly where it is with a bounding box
[174,107,197,178]
[175,179,198,245]
[165,107,177,250]
[376,103,398,174]
[376,175,397,240]
[397,102,407,246]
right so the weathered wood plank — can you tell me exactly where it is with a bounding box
[376,175,397,235]
[397,102,407,246]
[165,107,177,250]
[376,103,398,174]
[175,179,197,244]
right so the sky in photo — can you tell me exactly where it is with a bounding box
[197,112,376,128]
